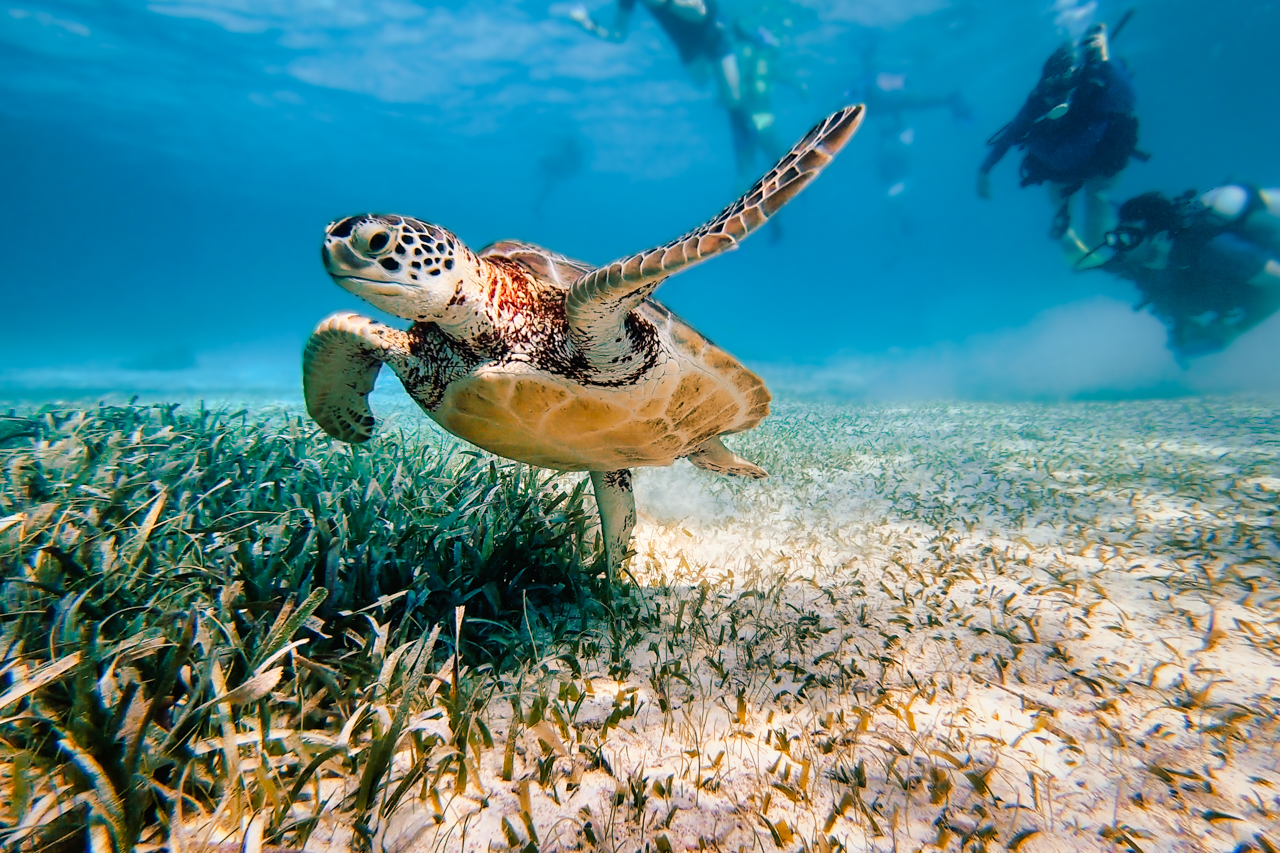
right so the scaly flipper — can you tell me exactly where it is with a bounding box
[303,312,413,442]
[684,436,767,479]
[565,104,865,374]
[589,469,636,582]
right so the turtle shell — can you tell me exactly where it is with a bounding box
[420,241,770,472]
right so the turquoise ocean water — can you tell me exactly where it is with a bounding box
[3,9,1280,848]
[1,0,1277,401]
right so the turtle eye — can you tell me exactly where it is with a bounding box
[351,220,396,257]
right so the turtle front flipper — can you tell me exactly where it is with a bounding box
[566,104,865,374]
[303,312,412,442]
[589,469,636,583]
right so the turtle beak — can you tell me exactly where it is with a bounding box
[332,276,411,299]
[322,238,373,277]
[322,237,410,302]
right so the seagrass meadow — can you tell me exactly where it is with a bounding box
[1,393,1279,853]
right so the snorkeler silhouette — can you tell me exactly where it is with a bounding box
[978,18,1145,252]
[568,0,777,181]
[532,133,588,218]
[848,31,969,205]
[1074,185,1280,361]
[727,18,791,178]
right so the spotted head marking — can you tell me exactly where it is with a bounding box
[321,214,480,322]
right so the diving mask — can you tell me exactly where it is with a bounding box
[1104,224,1146,251]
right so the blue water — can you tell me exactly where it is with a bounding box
[2,0,1278,399]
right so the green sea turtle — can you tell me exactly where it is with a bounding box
[303,104,864,578]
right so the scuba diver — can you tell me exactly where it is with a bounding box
[853,71,969,201]
[848,31,969,203]
[978,20,1144,252]
[532,133,588,218]
[567,0,777,181]
[1074,185,1280,361]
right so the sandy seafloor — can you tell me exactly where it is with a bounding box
[4,374,1279,853]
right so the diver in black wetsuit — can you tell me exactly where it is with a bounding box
[1076,186,1280,360]
[571,0,733,71]
[568,0,772,179]
[978,22,1143,254]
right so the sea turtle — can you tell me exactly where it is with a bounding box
[303,104,864,579]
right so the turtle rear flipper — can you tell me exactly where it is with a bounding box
[589,469,637,583]
[566,104,865,374]
[685,436,768,479]
[303,312,411,443]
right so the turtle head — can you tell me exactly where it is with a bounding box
[321,214,476,322]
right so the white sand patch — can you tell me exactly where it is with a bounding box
[634,459,740,526]
[184,398,1280,853]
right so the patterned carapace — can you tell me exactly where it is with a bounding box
[302,104,866,579]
